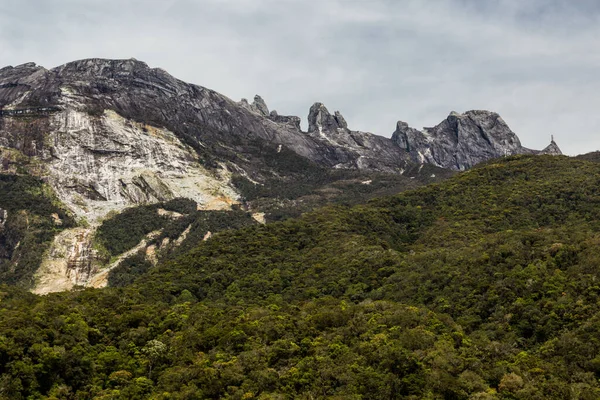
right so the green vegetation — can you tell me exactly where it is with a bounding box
[152,208,258,258]
[105,251,154,288]
[107,208,257,287]
[576,151,600,163]
[95,198,200,257]
[231,144,453,222]
[0,174,75,287]
[4,155,600,398]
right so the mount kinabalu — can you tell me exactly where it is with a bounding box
[0,59,560,177]
[0,58,560,292]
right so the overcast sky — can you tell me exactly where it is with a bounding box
[1,0,599,155]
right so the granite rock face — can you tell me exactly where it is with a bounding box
[308,102,348,133]
[392,110,561,170]
[303,102,414,170]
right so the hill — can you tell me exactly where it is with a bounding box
[0,155,599,398]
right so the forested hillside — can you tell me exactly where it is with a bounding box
[1,155,600,399]
[0,175,76,287]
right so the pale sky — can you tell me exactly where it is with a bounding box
[1,0,599,155]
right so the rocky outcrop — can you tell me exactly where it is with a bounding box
[539,138,562,156]
[392,110,561,170]
[239,95,270,116]
[33,228,98,294]
[268,110,302,131]
[302,102,414,171]
[308,102,348,133]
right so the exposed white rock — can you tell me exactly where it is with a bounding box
[157,208,184,219]
[146,244,158,265]
[33,228,98,294]
[174,224,193,247]
[252,212,266,224]
[46,107,240,224]
[51,213,63,226]
[31,99,241,294]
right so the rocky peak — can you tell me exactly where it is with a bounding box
[253,95,269,116]
[267,110,302,131]
[238,95,270,116]
[540,137,562,155]
[13,62,42,70]
[391,121,427,153]
[391,110,559,170]
[308,102,348,133]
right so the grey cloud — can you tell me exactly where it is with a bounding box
[1,0,599,154]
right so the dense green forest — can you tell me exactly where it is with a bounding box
[104,203,258,288]
[2,155,600,398]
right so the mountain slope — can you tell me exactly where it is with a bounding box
[0,59,451,291]
[0,155,599,398]
[0,175,76,287]
[0,58,559,188]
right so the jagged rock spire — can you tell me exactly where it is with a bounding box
[308,102,348,133]
[252,95,269,116]
[238,95,270,116]
[391,121,425,152]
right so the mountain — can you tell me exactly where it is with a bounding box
[0,58,450,218]
[0,58,560,292]
[0,155,599,399]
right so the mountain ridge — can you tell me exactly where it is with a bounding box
[1,58,560,172]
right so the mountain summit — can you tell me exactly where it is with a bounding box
[0,58,562,291]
